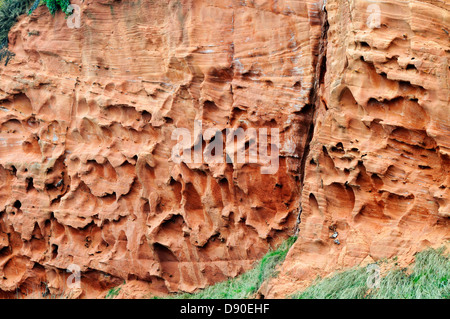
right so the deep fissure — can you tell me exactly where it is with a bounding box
[294,4,329,236]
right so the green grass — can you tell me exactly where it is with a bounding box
[13,282,66,299]
[105,286,122,299]
[42,0,71,16]
[106,240,448,299]
[292,246,450,299]
[156,236,297,299]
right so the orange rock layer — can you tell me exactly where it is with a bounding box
[266,0,450,298]
[0,0,322,298]
[0,0,448,299]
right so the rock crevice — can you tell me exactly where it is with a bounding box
[0,0,322,298]
[267,0,450,298]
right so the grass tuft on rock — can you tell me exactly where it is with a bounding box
[292,246,450,299]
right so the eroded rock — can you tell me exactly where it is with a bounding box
[267,0,450,298]
[0,0,322,297]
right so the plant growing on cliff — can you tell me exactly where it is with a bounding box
[0,0,31,65]
[27,0,40,14]
[106,286,122,299]
[0,0,72,66]
[292,246,450,299]
[41,0,71,15]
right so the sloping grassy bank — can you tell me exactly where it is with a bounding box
[108,240,449,299]
[292,246,450,299]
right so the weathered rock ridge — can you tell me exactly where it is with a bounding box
[0,0,322,297]
[266,0,450,298]
[0,0,448,298]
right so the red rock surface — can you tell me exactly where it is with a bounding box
[266,0,450,298]
[0,0,448,299]
[0,0,322,298]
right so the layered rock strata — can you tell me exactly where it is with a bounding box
[266,0,450,298]
[0,0,323,297]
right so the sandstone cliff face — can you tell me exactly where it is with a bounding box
[0,0,448,299]
[266,0,450,298]
[0,0,322,297]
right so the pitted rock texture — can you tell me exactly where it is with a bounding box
[0,0,323,297]
[0,0,449,299]
[266,0,450,298]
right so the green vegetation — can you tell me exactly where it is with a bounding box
[106,240,448,299]
[42,0,71,15]
[157,236,297,299]
[292,246,450,299]
[292,266,372,299]
[0,0,31,47]
[28,0,41,15]
[28,0,72,16]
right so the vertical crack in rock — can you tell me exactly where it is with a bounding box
[1,0,447,299]
[267,0,450,298]
[294,3,329,236]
